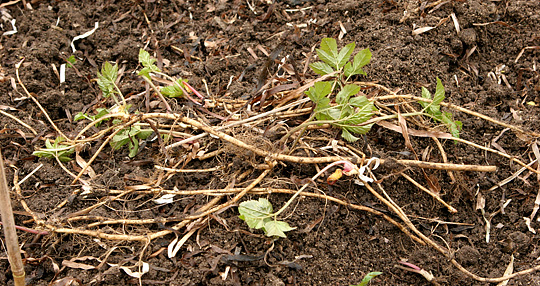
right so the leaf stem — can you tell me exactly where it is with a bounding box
[141,76,173,113]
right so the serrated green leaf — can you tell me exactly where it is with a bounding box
[341,128,360,142]
[318,38,339,69]
[420,86,431,100]
[306,81,333,105]
[101,61,118,83]
[263,220,295,238]
[337,42,355,69]
[336,84,360,105]
[138,49,155,68]
[310,62,334,76]
[97,62,118,98]
[138,49,161,79]
[238,198,273,230]
[320,38,338,56]
[432,77,445,106]
[418,79,461,138]
[343,124,373,135]
[344,48,371,78]
[316,48,336,70]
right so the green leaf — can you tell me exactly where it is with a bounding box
[161,78,188,98]
[128,138,139,158]
[138,49,161,79]
[32,137,74,162]
[161,85,182,98]
[336,84,360,105]
[348,96,372,108]
[309,62,334,76]
[73,112,89,121]
[306,81,333,106]
[110,129,131,150]
[137,129,153,140]
[101,61,118,83]
[317,38,338,67]
[341,128,359,142]
[344,48,371,77]
[97,62,118,98]
[66,55,77,68]
[417,79,461,138]
[263,220,295,238]
[432,77,445,106]
[350,272,383,286]
[138,49,155,68]
[337,42,355,69]
[343,124,373,135]
[238,198,273,230]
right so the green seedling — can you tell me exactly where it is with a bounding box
[110,124,153,158]
[74,107,110,127]
[303,38,377,142]
[33,137,74,162]
[350,271,383,286]
[66,55,77,68]
[310,37,372,82]
[138,49,161,80]
[97,61,127,111]
[417,77,462,138]
[238,198,295,238]
[138,49,203,105]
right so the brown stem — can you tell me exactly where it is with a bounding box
[0,150,26,286]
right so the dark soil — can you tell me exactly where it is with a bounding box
[1,0,540,285]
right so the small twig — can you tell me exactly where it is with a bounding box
[401,172,457,213]
[141,76,173,113]
[387,159,496,172]
[0,109,38,136]
[155,164,228,173]
[16,59,70,141]
[431,137,455,183]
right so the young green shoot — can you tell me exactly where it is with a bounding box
[350,272,383,286]
[301,38,377,142]
[66,55,77,68]
[97,61,127,111]
[418,77,462,138]
[138,49,204,107]
[32,136,75,162]
[310,37,372,83]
